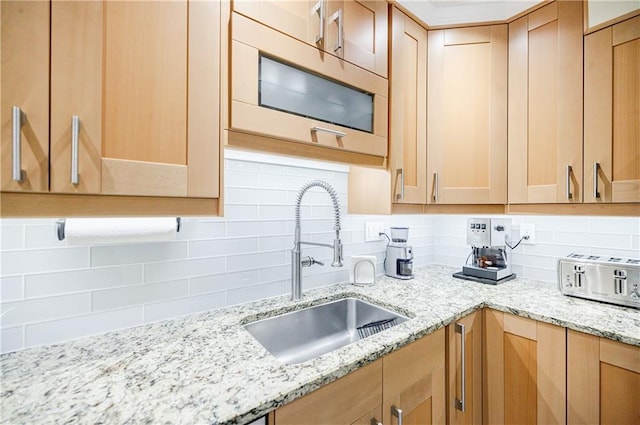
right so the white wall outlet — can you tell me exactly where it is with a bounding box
[520,223,536,245]
[365,222,384,242]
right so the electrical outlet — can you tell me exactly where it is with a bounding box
[365,222,384,242]
[520,223,536,245]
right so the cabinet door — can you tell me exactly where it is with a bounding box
[274,359,382,424]
[568,330,640,424]
[389,7,427,205]
[0,0,50,192]
[427,25,507,204]
[447,311,482,425]
[49,0,219,198]
[584,15,640,203]
[326,0,388,77]
[232,0,317,47]
[484,310,566,425]
[508,0,583,204]
[383,328,446,425]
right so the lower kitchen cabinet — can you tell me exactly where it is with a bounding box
[383,328,446,425]
[274,359,382,425]
[446,311,482,425]
[484,309,566,424]
[567,330,640,424]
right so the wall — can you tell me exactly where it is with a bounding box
[1,150,638,354]
[0,150,432,353]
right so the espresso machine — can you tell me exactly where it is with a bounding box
[453,218,516,285]
[384,227,414,279]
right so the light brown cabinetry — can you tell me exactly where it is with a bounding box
[275,359,383,425]
[446,311,482,425]
[484,310,566,424]
[584,15,640,204]
[1,0,50,193]
[508,0,583,204]
[568,330,640,424]
[233,0,387,77]
[274,328,445,425]
[1,1,221,216]
[229,12,388,160]
[427,25,508,205]
[383,328,446,424]
[389,6,428,205]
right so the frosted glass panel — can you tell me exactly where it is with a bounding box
[259,56,374,133]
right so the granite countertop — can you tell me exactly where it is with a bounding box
[2,265,639,424]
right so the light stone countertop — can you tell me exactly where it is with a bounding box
[1,265,639,424]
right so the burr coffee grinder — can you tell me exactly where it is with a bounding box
[384,227,414,280]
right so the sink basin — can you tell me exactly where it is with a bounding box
[244,297,409,364]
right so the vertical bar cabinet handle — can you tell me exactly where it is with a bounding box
[391,405,403,425]
[330,9,342,52]
[313,0,324,44]
[566,165,573,199]
[397,168,404,201]
[593,162,600,199]
[433,172,439,202]
[12,106,24,181]
[71,115,80,185]
[455,322,466,412]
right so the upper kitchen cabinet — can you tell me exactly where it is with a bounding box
[584,15,640,203]
[1,0,50,193]
[232,0,387,77]
[389,7,427,205]
[427,24,507,205]
[508,0,583,204]
[1,0,221,216]
[228,11,388,163]
[50,0,220,198]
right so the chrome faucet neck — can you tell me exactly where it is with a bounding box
[291,180,343,301]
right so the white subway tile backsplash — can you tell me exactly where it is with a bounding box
[144,257,226,283]
[1,293,91,327]
[1,225,24,250]
[1,326,23,352]
[143,293,226,323]
[25,307,143,348]
[92,280,188,312]
[190,270,260,295]
[1,247,89,276]
[589,247,640,259]
[25,265,142,298]
[1,276,23,302]
[0,151,637,353]
[189,238,258,259]
[91,242,187,267]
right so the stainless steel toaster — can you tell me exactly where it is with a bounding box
[558,253,640,309]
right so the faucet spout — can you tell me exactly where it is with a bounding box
[291,180,343,301]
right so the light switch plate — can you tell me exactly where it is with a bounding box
[365,222,384,242]
[520,223,536,245]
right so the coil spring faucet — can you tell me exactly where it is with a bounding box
[291,180,343,301]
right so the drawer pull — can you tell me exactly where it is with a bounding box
[312,0,324,44]
[391,405,403,425]
[329,8,342,52]
[311,126,346,138]
[12,106,24,181]
[455,322,466,412]
[566,165,573,200]
[71,115,80,185]
[593,162,601,199]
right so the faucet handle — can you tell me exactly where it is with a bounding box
[302,256,324,267]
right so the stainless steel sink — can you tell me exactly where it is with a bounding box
[244,297,409,364]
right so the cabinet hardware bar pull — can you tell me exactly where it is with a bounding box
[330,8,342,52]
[455,322,466,412]
[312,0,324,43]
[311,126,346,138]
[433,172,439,202]
[593,162,600,199]
[566,165,573,199]
[11,106,24,182]
[391,405,403,425]
[71,115,80,185]
[397,168,404,201]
